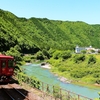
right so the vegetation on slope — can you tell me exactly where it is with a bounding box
[48,52,100,85]
[1,9,100,53]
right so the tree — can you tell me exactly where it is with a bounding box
[6,47,22,62]
[35,51,45,60]
[61,50,72,59]
[42,49,50,59]
[53,50,61,59]
[74,54,85,63]
[88,55,96,64]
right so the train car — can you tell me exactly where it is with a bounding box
[0,54,15,82]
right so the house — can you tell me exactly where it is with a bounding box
[75,45,98,54]
[75,45,86,53]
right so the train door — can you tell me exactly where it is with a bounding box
[1,59,6,74]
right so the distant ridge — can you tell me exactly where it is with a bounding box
[0,9,100,53]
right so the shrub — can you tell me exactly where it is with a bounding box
[98,50,100,53]
[88,55,96,64]
[53,51,61,59]
[81,50,86,54]
[71,71,87,78]
[61,50,72,59]
[95,79,100,84]
[93,73,100,78]
[58,67,67,72]
[74,54,85,63]
[42,49,50,59]
[53,85,60,98]
[35,51,45,60]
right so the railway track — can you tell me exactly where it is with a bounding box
[0,84,30,100]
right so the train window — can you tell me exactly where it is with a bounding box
[1,60,6,68]
[8,60,14,68]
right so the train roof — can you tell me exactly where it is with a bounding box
[0,54,14,59]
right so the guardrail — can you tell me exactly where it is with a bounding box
[14,71,93,100]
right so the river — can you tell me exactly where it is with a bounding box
[21,63,100,99]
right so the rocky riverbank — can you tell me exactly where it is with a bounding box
[40,62,51,69]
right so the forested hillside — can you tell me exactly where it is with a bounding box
[0,9,100,53]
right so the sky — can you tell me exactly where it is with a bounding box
[0,0,100,24]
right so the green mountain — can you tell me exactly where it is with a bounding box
[0,9,100,53]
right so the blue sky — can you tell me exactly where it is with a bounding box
[0,0,100,24]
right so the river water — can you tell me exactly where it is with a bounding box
[21,63,100,99]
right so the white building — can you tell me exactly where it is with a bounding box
[75,45,98,54]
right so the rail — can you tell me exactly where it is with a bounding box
[1,84,29,100]
[14,71,93,100]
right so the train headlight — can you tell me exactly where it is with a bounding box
[2,68,6,71]
[9,69,13,72]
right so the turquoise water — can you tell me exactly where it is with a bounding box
[21,64,100,99]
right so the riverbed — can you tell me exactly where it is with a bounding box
[21,63,100,99]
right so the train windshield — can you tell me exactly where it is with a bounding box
[8,59,14,68]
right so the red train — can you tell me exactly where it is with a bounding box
[0,54,15,82]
